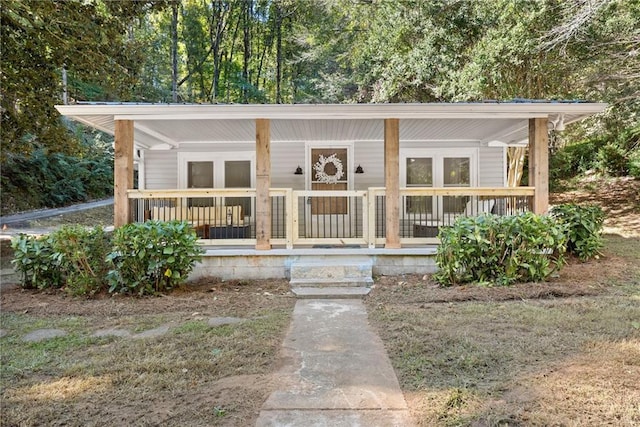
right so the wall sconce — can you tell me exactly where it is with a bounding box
[355,164,364,174]
[294,166,303,175]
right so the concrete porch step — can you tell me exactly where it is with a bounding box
[290,287,371,299]
[291,259,373,282]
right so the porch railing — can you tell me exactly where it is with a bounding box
[127,187,534,248]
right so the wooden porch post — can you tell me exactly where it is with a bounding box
[384,118,401,248]
[255,118,271,250]
[114,120,134,227]
[528,118,549,214]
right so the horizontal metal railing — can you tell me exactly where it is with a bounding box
[128,187,535,247]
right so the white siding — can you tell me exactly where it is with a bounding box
[143,140,505,190]
[479,146,505,186]
[271,141,306,189]
[144,151,178,189]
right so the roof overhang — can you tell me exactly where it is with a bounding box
[55,102,607,150]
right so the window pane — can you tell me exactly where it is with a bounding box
[225,161,251,188]
[225,161,251,217]
[406,158,432,186]
[188,162,214,188]
[443,157,470,186]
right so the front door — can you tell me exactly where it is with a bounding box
[307,147,351,238]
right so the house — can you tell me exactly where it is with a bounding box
[55,102,606,280]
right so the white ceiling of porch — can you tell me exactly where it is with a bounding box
[56,103,608,150]
[134,118,527,147]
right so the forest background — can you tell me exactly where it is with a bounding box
[1,0,638,215]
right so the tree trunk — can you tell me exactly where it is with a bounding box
[507,147,527,187]
[275,6,282,104]
[171,1,179,102]
[242,0,251,103]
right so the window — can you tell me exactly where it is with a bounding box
[401,149,477,218]
[179,153,254,216]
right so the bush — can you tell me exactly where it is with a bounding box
[435,213,567,287]
[551,204,605,261]
[596,144,629,177]
[11,234,63,289]
[107,221,203,295]
[49,225,112,296]
[628,149,640,179]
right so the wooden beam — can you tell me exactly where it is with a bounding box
[528,118,549,214]
[384,118,401,248]
[255,118,271,250]
[114,120,134,227]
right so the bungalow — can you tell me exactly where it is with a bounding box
[55,102,606,282]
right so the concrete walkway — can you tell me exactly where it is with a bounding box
[256,299,414,427]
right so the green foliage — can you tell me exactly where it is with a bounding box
[0,139,113,215]
[107,221,203,295]
[11,226,111,295]
[596,144,630,177]
[551,204,605,261]
[435,213,566,287]
[628,150,640,179]
[49,226,112,296]
[11,234,63,290]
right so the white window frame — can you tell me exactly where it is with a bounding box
[400,147,479,218]
[177,152,255,189]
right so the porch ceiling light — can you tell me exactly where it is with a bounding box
[294,165,303,175]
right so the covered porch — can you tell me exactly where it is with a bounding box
[56,102,606,255]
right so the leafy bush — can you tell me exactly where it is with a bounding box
[11,234,63,289]
[628,149,640,179]
[49,225,112,296]
[435,213,566,287]
[107,221,203,295]
[551,204,605,261]
[596,143,629,177]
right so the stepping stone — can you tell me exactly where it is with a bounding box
[132,325,171,339]
[208,317,245,327]
[0,329,7,338]
[93,328,132,338]
[22,329,67,342]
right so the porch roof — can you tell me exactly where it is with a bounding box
[55,102,607,150]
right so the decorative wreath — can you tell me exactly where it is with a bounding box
[313,153,344,184]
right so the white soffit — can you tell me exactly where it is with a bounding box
[55,102,607,148]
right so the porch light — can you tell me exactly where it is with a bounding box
[551,114,565,132]
[294,166,303,175]
[355,164,364,174]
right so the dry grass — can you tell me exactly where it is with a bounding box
[0,280,295,426]
[367,233,640,426]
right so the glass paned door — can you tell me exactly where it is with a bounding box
[406,157,433,215]
[188,161,214,206]
[443,157,470,214]
[224,160,252,217]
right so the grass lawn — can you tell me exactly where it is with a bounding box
[366,233,640,426]
[1,176,639,426]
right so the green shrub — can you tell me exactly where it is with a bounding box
[435,213,566,287]
[596,144,629,177]
[49,225,112,296]
[628,149,640,179]
[11,234,63,289]
[107,221,203,295]
[551,203,605,261]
